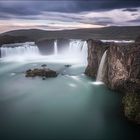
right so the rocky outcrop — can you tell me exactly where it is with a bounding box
[104,43,140,124]
[104,43,140,93]
[85,39,109,78]
[85,39,140,124]
[25,68,57,79]
[36,39,55,55]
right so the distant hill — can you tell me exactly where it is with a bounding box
[0,26,140,46]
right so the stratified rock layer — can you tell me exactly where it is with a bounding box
[104,43,140,93]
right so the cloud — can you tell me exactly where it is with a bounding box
[0,0,140,33]
[0,0,140,17]
[123,8,138,12]
[128,17,140,22]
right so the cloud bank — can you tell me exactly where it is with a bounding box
[0,0,140,33]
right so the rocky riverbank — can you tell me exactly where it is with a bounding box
[85,39,140,124]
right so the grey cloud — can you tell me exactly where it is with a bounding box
[123,8,138,12]
[129,17,140,22]
[0,0,140,18]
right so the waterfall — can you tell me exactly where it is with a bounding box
[54,40,58,55]
[0,42,40,58]
[0,40,88,64]
[81,41,88,65]
[69,40,83,54]
[96,50,107,82]
[68,40,88,65]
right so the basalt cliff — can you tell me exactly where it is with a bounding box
[85,39,140,124]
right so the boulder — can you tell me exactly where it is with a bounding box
[64,64,72,68]
[25,68,57,78]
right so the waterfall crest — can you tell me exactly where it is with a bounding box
[96,50,107,82]
[68,40,88,65]
[0,42,40,58]
[0,40,88,64]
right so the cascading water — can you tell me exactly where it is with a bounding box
[96,50,107,82]
[54,40,58,55]
[68,40,88,65]
[69,40,84,54]
[0,40,88,64]
[0,42,40,58]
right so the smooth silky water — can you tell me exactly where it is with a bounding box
[0,41,139,140]
[0,62,139,140]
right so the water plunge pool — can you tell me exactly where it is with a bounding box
[0,61,139,140]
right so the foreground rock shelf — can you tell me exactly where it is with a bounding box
[25,68,57,79]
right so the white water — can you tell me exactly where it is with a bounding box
[96,50,107,82]
[0,40,88,65]
[101,40,134,43]
[1,42,40,58]
[68,40,88,65]
[54,40,58,55]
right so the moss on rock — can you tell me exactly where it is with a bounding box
[123,93,140,124]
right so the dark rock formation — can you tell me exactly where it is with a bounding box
[36,39,55,55]
[64,64,72,68]
[41,64,47,68]
[85,39,140,124]
[104,43,140,124]
[104,43,140,93]
[85,39,109,78]
[25,68,57,78]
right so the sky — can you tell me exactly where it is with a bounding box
[0,0,140,33]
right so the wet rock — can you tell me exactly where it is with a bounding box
[41,64,47,68]
[64,64,71,68]
[25,68,57,78]
[42,77,46,80]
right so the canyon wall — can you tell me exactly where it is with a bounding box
[30,38,70,55]
[85,40,140,124]
[36,39,55,55]
[104,43,140,93]
[85,39,109,78]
